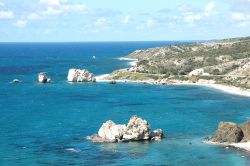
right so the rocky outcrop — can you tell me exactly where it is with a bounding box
[38,72,51,83]
[87,115,164,143]
[210,122,244,143]
[67,69,96,82]
[239,121,250,142]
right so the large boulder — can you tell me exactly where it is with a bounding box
[67,69,96,82]
[97,120,126,142]
[210,122,244,143]
[123,116,151,141]
[87,115,164,143]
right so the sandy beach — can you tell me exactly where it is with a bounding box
[96,74,250,98]
[205,140,250,153]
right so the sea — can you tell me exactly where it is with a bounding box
[1,42,250,166]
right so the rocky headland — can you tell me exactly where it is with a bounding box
[99,37,250,96]
[87,115,164,143]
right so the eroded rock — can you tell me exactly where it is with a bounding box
[67,69,96,82]
[210,122,244,143]
[87,115,164,143]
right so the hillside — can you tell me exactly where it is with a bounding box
[108,37,250,89]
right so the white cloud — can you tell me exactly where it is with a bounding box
[40,0,67,6]
[15,20,27,28]
[146,19,155,27]
[205,1,215,15]
[0,1,4,7]
[0,11,14,19]
[43,6,62,15]
[94,18,107,26]
[122,15,130,24]
[184,13,202,24]
[232,12,250,21]
[231,12,250,28]
[182,1,215,25]
[42,4,89,15]
[27,13,40,20]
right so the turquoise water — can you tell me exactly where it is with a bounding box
[1,42,250,165]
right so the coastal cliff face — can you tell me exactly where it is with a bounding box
[109,37,250,89]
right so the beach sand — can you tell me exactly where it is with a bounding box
[205,141,250,153]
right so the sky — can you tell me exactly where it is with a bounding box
[0,0,250,42]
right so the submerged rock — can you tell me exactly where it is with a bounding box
[109,80,116,84]
[67,69,96,82]
[11,79,21,83]
[38,72,51,83]
[87,115,164,143]
[210,122,244,143]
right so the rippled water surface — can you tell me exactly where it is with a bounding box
[1,42,250,166]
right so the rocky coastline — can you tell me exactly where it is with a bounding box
[205,121,250,152]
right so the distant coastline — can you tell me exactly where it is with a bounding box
[97,37,250,98]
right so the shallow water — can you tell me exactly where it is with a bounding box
[1,42,250,166]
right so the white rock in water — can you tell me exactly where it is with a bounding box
[98,120,127,141]
[87,115,164,143]
[123,116,151,140]
[38,72,50,83]
[11,79,21,83]
[67,69,96,82]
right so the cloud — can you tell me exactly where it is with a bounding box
[122,15,130,24]
[15,20,27,28]
[183,13,202,24]
[205,1,215,16]
[182,1,215,25]
[94,18,107,26]
[0,11,14,19]
[231,12,250,27]
[40,0,67,6]
[42,3,89,16]
[0,1,4,7]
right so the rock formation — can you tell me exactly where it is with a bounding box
[87,115,164,143]
[210,121,250,143]
[210,122,244,143]
[67,69,96,82]
[11,79,21,83]
[38,72,51,83]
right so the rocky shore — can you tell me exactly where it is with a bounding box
[205,121,250,152]
[87,115,164,143]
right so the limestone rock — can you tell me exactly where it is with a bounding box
[98,120,126,142]
[239,121,250,142]
[67,69,96,82]
[211,122,244,143]
[87,115,164,143]
[123,116,151,141]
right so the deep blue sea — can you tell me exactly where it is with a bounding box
[1,42,250,166]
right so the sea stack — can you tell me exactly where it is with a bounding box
[87,115,164,143]
[67,69,96,82]
[38,72,51,83]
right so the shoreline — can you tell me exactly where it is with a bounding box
[204,140,250,153]
[118,57,138,67]
[96,56,250,97]
[95,74,250,97]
